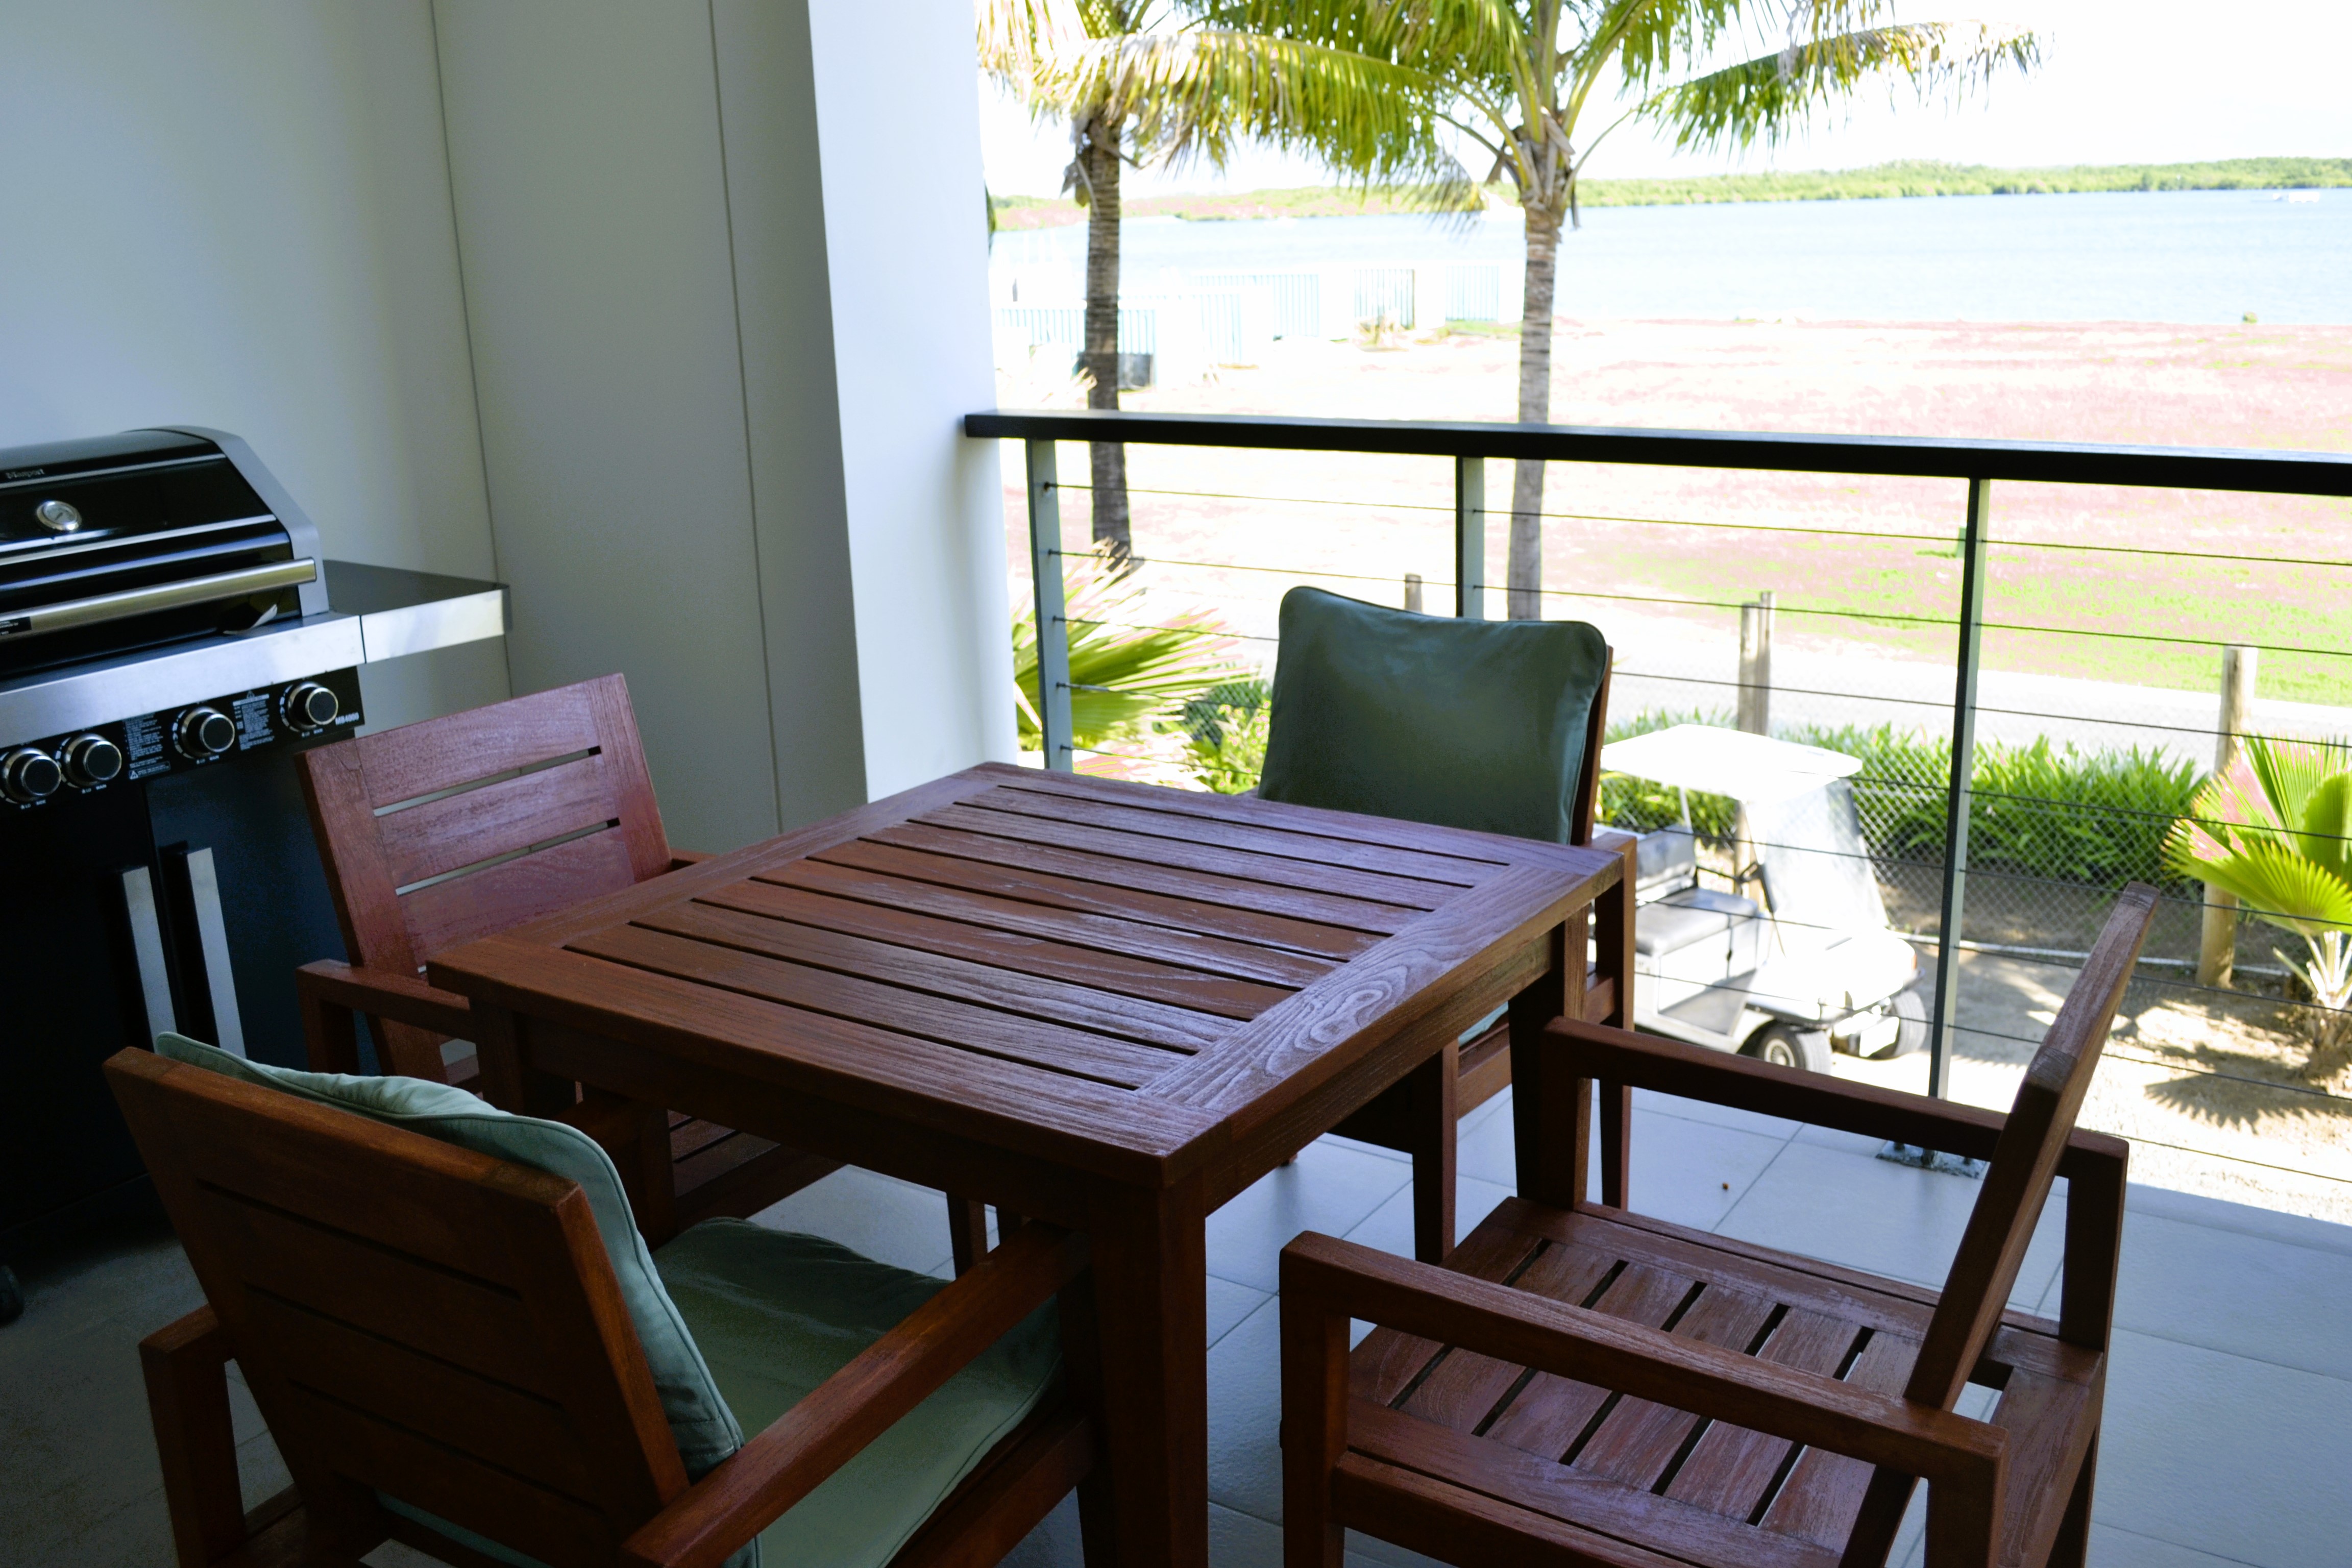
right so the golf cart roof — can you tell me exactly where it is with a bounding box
[1599,723,1861,805]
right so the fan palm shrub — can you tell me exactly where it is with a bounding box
[2167,734,2352,1081]
[1012,545,1236,758]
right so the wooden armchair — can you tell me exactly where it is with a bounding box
[111,1045,1102,1568]
[1281,884,2157,1568]
[292,675,831,1240]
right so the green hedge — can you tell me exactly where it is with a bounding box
[1599,714,2202,892]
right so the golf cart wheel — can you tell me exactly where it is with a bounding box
[1873,988,1930,1060]
[0,1265,21,1326]
[1743,1024,1831,1074]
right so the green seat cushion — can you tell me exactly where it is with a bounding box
[1257,586,1608,844]
[655,1220,1062,1568]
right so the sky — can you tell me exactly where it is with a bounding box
[979,1,2352,197]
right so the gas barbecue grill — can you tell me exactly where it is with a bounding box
[0,429,506,1279]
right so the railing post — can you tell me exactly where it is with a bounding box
[1025,438,1075,772]
[1928,479,1993,1103]
[1455,455,1485,620]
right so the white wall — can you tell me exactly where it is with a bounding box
[799,3,1015,794]
[0,1,509,731]
[435,0,1012,847]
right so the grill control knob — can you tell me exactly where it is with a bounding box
[175,706,237,760]
[33,499,82,533]
[60,733,124,788]
[1,747,63,803]
[281,681,339,731]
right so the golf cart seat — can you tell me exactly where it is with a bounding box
[1633,821,1699,898]
[1635,885,1766,972]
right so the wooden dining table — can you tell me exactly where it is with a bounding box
[425,762,1626,1568]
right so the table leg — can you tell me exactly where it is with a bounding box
[470,1004,574,1117]
[1404,1041,1457,1262]
[1510,921,1584,1208]
[1087,1175,1209,1568]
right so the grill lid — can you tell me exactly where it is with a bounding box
[0,428,328,673]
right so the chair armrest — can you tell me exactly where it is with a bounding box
[296,959,473,1039]
[621,1223,1090,1568]
[669,850,712,869]
[1545,1016,2127,1178]
[1284,1232,2003,1487]
[141,1306,249,1568]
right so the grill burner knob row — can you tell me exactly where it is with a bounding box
[1,747,62,803]
[60,733,124,788]
[282,681,339,731]
[175,706,238,760]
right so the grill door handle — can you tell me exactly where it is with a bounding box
[182,847,247,1058]
[120,866,178,1040]
[0,558,316,644]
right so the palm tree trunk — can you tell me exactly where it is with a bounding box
[1080,113,1132,564]
[1508,205,1563,620]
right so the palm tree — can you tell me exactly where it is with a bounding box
[979,0,1466,561]
[2167,735,2352,1081]
[1200,2,2038,616]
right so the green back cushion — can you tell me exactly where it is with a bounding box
[1257,587,1609,843]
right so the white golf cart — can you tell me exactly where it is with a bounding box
[1599,724,1927,1073]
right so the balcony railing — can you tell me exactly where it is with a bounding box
[967,406,2352,1210]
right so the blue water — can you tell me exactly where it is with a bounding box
[990,189,2351,324]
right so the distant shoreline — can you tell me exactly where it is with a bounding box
[988,157,2351,229]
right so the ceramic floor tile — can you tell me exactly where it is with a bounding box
[1341,1174,1515,1262]
[1205,1138,1413,1293]
[1205,1296,1284,1522]
[1458,1101,1788,1232]
[1346,1528,1450,1568]
[2111,1208,2352,1380]
[1630,1084,1802,1140]
[2096,1330,2352,1568]
[1210,1500,1283,1568]
[2087,1522,2262,1566]
[1713,1138,2063,1302]
[746,1164,963,1277]
[1207,1274,1270,1350]
[1000,1491,1084,1568]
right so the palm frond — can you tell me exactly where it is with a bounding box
[1012,549,1238,751]
[1641,19,2039,152]
[1056,26,1472,195]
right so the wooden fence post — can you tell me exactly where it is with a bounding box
[2198,645,2259,987]
[1737,591,1774,736]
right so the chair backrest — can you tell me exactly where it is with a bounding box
[106,1046,686,1566]
[1256,586,1615,845]
[1912,880,2158,1406]
[299,675,672,1073]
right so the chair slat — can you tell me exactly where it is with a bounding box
[197,1188,558,1396]
[277,1383,616,1566]
[377,750,621,891]
[160,1081,528,1283]
[245,1290,593,1500]
[350,679,604,810]
[401,826,641,960]
[1756,1327,1917,1547]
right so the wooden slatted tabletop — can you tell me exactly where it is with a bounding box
[426,762,1623,1568]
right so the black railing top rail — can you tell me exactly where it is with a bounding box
[966,409,2352,498]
